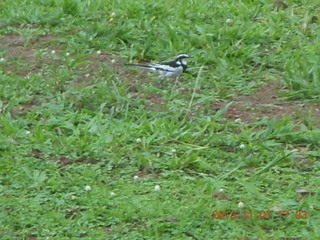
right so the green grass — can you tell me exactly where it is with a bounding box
[1,0,320,239]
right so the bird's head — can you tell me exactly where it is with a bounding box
[176,54,192,65]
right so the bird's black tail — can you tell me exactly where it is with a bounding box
[125,63,153,69]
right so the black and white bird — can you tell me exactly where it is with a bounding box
[126,53,191,79]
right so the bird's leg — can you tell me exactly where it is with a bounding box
[160,77,165,89]
[171,76,180,94]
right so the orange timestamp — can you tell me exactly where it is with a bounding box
[212,210,308,220]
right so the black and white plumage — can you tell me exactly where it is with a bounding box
[126,54,191,79]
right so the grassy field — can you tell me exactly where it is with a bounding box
[1,0,320,239]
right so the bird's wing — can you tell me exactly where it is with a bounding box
[151,64,176,72]
[160,61,181,68]
[126,63,175,72]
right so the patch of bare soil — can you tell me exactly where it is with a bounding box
[212,81,320,126]
[0,31,126,88]
[133,169,161,179]
[9,96,42,118]
[1,33,25,46]
[1,31,121,90]
[145,94,165,111]
[1,29,126,119]
[28,149,99,167]
[74,51,120,84]
[1,33,58,76]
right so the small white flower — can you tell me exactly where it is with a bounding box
[110,192,116,196]
[133,175,139,180]
[136,138,142,143]
[66,52,70,56]
[219,188,224,192]
[85,73,90,78]
[154,185,160,191]
[25,131,31,135]
[111,59,116,64]
[96,50,102,55]
[302,22,307,30]
[238,202,244,208]
[111,12,116,17]
[234,118,242,123]
[171,148,176,153]
[239,143,245,149]
[226,18,233,23]
[85,185,91,191]
[0,58,5,62]
[51,50,56,54]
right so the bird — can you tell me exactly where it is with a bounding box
[126,53,191,79]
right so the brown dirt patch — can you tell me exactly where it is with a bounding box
[2,34,35,76]
[33,34,56,44]
[9,97,42,118]
[86,52,121,70]
[145,94,165,111]
[1,31,120,82]
[1,33,59,76]
[73,51,120,84]
[1,33,25,47]
[212,81,320,125]
[133,170,161,179]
